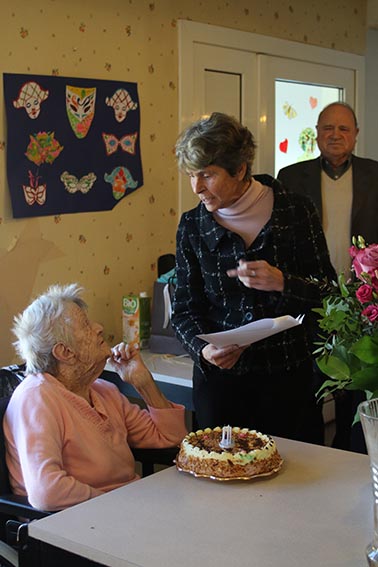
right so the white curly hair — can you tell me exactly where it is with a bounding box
[12,283,87,374]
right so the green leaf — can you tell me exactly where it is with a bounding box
[316,354,351,381]
[338,273,350,297]
[332,344,362,371]
[350,335,378,364]
[367,389,378,400]
[316,378,351,399]
[352,409,361,425]
[316,378,340,395]
[312,307,323,317]
[348,366,378,391]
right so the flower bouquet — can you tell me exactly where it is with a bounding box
[314,236,378,404]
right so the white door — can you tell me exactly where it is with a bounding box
[178,20,364,214]
[179,43,257,213]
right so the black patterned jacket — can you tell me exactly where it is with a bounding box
[171,174,336,375]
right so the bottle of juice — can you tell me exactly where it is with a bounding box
[122,295,140,348]
[122,293,151,349]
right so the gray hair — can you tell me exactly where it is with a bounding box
[12,283,87,374]
[317,102,358,128]
[175,112,256,181]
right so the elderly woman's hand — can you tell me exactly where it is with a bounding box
[107,342,172,409]
[227,259,284,292]
[107,342,152,388]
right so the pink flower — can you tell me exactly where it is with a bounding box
[356,284,374,303]
[362,304,378,323]
[349,245,358,259]
[352,244,378,281]
[372,274,378,291]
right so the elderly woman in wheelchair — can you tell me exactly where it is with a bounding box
[3,283,187,512]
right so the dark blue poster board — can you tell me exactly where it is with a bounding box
[3,73,143,218]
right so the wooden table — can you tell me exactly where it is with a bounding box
[28,437,372,567]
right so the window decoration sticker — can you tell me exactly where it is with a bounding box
[282,101,297,120]
[3,72,143,218]
[13,81,49,119]
[297,127,317,162]
[309,96,318,109]
[66,85,96,139]
[105,88,138,123]
[279,138,288,154]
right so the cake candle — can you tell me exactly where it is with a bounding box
[219,425,234,449]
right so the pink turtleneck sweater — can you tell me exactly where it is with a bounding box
[213,178,273,248]
[4,373,187,511]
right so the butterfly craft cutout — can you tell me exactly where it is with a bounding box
[282,101,297,120]
[102,132,137,156]
[23,170,46,206]
[60,171,97,194]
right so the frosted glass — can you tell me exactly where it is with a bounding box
[275,81,342,175]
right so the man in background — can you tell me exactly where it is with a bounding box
[278,101,378,453]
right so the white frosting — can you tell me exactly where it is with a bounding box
[181,427,277,464]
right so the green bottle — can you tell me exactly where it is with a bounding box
[139,292,151,349]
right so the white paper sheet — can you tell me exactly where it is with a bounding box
[197,314,304,348]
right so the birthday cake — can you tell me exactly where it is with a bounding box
[176,426,282,479]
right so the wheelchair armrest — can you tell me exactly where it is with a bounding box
[0,494,52,520]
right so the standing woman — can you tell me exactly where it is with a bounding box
[172,112,335,444]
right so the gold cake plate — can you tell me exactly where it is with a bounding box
[175,458,283,482]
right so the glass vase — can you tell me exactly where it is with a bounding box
[359,399,378,566]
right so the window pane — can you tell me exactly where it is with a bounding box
[275,81,342,175]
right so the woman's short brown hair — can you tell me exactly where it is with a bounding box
[175,112,256,181]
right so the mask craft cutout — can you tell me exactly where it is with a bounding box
[102,132,137,156]
[13,81,49,119]
[104,166,138,200]
[105,89,138,123]
[60,171,97,194]
[66,85,96,138]
[25,131,64,166]
[23,170,46,206]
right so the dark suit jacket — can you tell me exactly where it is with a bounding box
[278,155,378,453]
[277,155,378,245]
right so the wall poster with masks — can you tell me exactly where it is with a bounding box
[3,72,143,218]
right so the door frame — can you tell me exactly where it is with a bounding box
[178,19,365,214]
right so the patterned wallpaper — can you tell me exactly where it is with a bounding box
[0,0,367,364]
